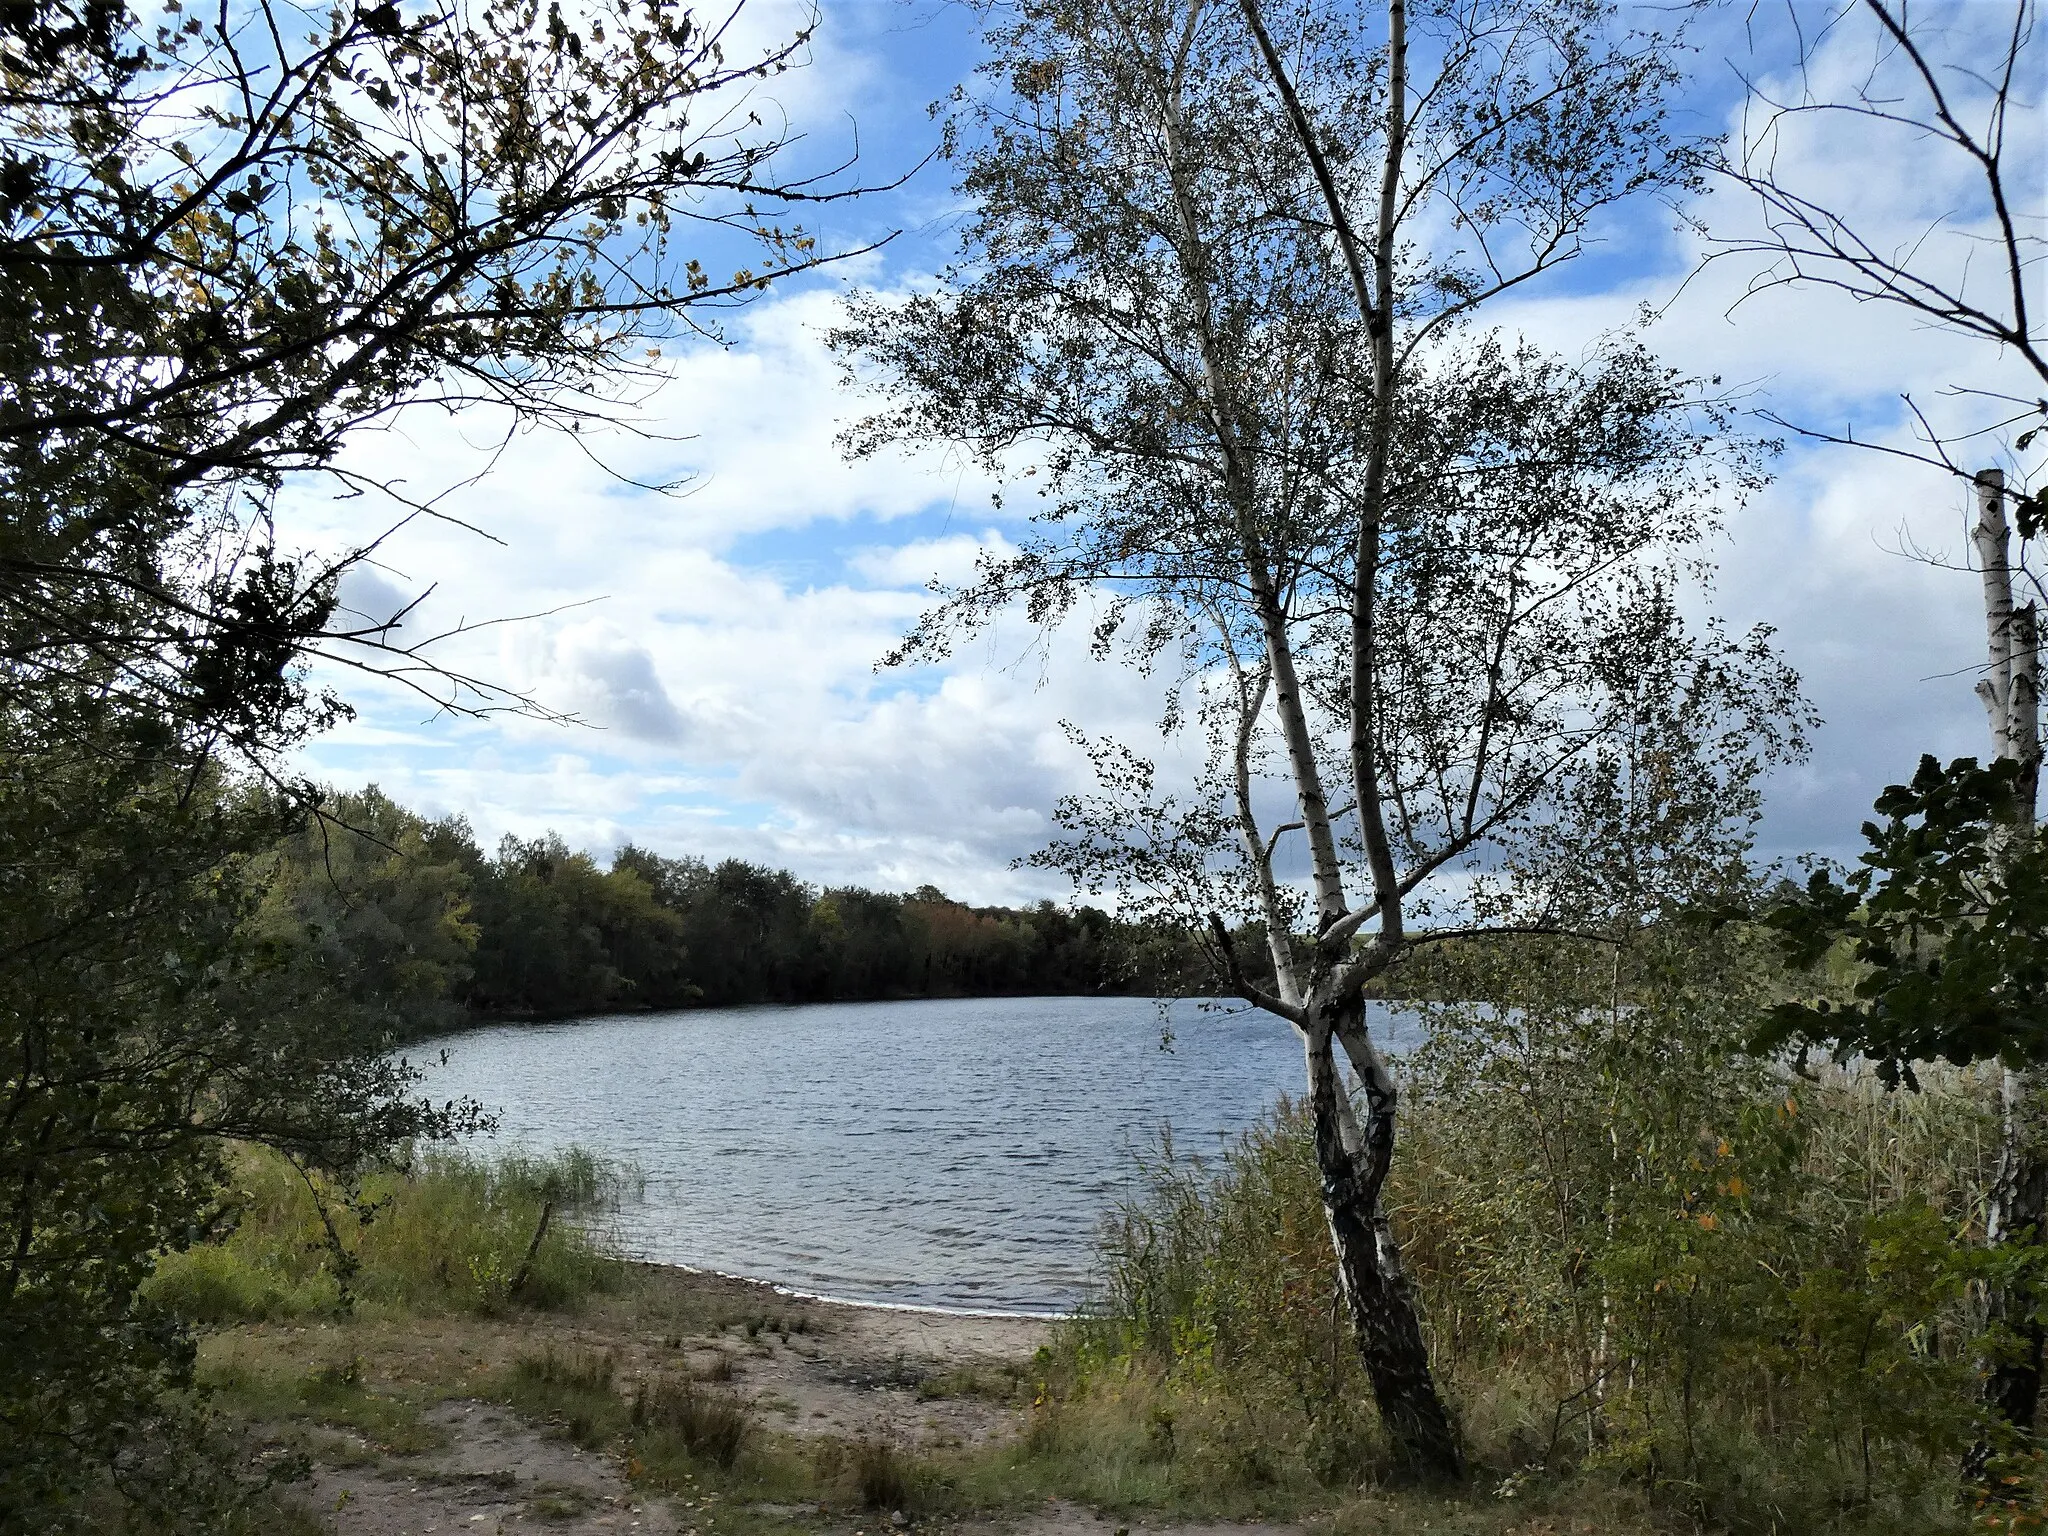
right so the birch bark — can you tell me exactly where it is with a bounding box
[1969,467,2048,1467]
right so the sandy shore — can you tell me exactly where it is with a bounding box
[251,1260,1070,1536]
[664,1264,1060,1367]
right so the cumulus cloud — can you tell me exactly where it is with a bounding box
[281,4,2042,899]
[533,626,693,744]
[845,530,1012,589]
[330,565,419,643]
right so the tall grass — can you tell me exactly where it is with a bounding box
[1050,984,2003,1533]
[144,1144,632,1321]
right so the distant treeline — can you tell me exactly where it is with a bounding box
[255,788,1206,1035]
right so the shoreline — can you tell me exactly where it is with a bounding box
[613,1260,1061,1368]
[639,1257,1077,1324]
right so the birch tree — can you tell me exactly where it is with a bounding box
[837,0,1804,1479]
[1971,468,2048,1467]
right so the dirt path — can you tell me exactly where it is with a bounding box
[257,1268,1306,1536]
[260,1268,1182,1536]
[304,1398,676,1535]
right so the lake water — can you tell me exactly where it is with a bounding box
[409,995,1421,1315]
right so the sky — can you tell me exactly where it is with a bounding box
[287,0,2045,905]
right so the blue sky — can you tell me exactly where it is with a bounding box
[290,0,2044,903]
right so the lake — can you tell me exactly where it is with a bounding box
[409,995,1421,1315]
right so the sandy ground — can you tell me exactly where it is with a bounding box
[733,1288,1053,1449]
[304,1398,678,1535]
[256,1267,1281,1536]
[248,1267,1310,1536]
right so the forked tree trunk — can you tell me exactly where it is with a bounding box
[1303,1003,1462,1480]
[1968,466,2047,1479]
[1188,0,1462,1476]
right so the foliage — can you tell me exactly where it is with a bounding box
[249,786,483,1036]
[1058,925,1991,1529]
[1762,754,2048,1082]
[144,1144,631,1321]
[254,785,1207,1026]
[466,833,695,1017]
[835,0,1796,945]
[0,0,860,1519]
[0,0,853,732]
[0,751,485,1528]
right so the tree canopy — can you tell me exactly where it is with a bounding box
[0,0,867,1519]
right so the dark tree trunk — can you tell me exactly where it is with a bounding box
[509,1199,556,1302]
[1305,1027,1462,1481]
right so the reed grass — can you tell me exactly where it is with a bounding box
[1046,1061,2007,1534]
[143,1143,632,1322]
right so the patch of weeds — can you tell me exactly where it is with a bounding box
[149,1144,632,1323]
[529,1483,598,1520]
[514,1346,616,1392]
[817,1434,927,1513]
[298,1427,382,1468]
[693,1352,737,1383]
[201,1351,445,1455]
[642,1281,826,1343]
[632,1374,757,1468]
[500,1348,626,1448]
[736,1308,809,1342]
[914,1364,1028,1405]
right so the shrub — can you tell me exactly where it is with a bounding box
[1057,929,1992,1530]
[142,1144,632,1322]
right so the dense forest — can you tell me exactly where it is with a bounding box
[264,788,1205,1033]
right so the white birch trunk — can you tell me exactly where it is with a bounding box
[1969,466,2048,1470]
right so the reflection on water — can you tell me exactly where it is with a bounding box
[410,995,1420,1314]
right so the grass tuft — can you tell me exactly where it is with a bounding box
[631,1375,757,1468]
[504,1348,624,1446]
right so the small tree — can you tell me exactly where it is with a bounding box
[0,0,868,1519]
[838,0,1805,1478]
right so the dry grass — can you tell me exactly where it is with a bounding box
[632,1374,758,1468]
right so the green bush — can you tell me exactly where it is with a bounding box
[143,1144,632,1322]
[1056,928,1992,1531]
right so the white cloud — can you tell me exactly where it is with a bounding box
[845,529,1011,588]
[283,3,2044,901]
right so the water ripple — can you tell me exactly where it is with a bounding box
[411,996,1420,1314]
